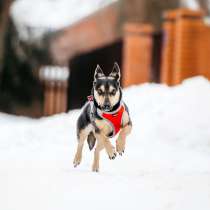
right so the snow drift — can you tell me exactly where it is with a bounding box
[1,76,210,210]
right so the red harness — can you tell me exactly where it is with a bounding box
[88,95,125,137]
[101,105,125,137]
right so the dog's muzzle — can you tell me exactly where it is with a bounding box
[102,103,111,112]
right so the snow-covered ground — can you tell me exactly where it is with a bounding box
[1,76,210,210]
[10,0,117,41]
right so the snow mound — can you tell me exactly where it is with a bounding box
[1,76,210,210]
[10,0,117,41]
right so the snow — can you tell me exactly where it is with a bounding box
[10,0,117,42]
[1,76,210,210]
[181,0,200,10]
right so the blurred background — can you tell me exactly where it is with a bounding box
[0,0,210,117]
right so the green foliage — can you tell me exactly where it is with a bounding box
[0,21,42,112]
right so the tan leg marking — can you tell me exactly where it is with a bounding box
[95,133,117,160]
[73,129,89,167]
[92,139,104,172]
[116,124,132,155]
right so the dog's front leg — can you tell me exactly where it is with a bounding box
[116,124,132,155]
[104,138,117,159]
[92,139,104,172]
[73,131,87,167]
[95,134,117,160]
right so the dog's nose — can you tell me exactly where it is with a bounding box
[103,103,111,111]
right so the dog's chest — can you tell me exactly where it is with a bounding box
[95,118,113,137]
[94,110,129,137]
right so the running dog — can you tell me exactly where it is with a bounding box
[73,62,132,172]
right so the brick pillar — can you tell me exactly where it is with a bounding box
[197,25,210,80]
[40,66,69,116]
[205,27,210,80]
[173,9,204,84]
[122,23,154,87]
[161,10,177,85]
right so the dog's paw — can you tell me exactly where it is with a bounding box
[108,148,117,160]
[116,141,125,156]
[92,164,99,172]
[73,154,82,167]
[117,149,124,156]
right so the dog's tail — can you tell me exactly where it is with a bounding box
[87,132,96,150]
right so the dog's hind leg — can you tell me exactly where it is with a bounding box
[92,139,104,172]
[73,125,91,167]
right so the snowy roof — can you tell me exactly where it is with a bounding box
[10,0,117,42]
[180,0,200,10]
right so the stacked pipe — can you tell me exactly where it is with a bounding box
[39,66,69,116]
[122,23,154,87]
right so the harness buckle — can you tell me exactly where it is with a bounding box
[87,95,94,101]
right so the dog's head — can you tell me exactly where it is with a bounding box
[92,62,122,112]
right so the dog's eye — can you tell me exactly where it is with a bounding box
[97,89,104,95]
[110,89,116,95]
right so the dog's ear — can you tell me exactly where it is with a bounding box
[94,64,104,80]
[109,62,121,82]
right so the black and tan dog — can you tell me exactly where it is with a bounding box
[73,63,132,172]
